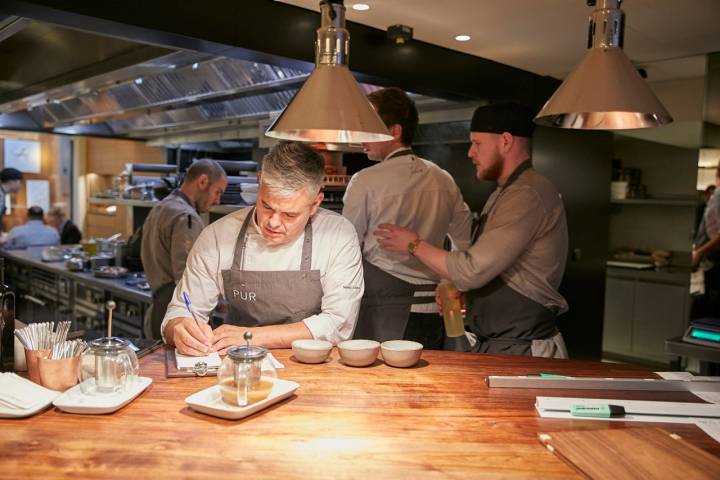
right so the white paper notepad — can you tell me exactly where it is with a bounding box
[175,350,222,369]
[174,350,284,370]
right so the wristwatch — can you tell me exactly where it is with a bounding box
[407,237,422,256]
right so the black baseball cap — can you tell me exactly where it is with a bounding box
[470,102,536,138]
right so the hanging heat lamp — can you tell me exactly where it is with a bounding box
[265,0,392,143]
[535,0,673,130]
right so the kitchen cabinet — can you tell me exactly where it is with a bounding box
[602,268,690,366]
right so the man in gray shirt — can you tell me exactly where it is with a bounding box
[141,159,227,338]
[374,103,569,358]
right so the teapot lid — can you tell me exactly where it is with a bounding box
[227,345,267,363]
[88,336,129,353]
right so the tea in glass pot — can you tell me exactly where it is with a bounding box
[79,337,139,395]
[217,341,277,407]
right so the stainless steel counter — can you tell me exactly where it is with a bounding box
[0,247,151,303]
[606,265,692,286]
[1,246,151,338]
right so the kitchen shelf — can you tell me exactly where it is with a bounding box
[89,198,158,207]
[90,197,250,215]
[610,198,698,207]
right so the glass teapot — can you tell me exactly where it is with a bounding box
[217,333,277,406]
[79,337,139,395]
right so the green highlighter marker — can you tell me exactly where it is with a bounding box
[570,403,626,418]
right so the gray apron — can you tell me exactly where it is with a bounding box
[466,160,567,358]
[221,208,323,327]
[353,260,436,342]
[352,148,440,345]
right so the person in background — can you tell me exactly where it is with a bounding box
[342,87,472,348]
[3,206,60,249]
[162,141,364,356]
[45,206,82,244]
[375,103,569,358]
[694,184,716,238]
[691,166,720,318]
[141,159,228,339]
[0,168,23,230]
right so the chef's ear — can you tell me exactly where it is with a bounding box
[499,132,514,153]
[390,124,402,142]
[197,173,210,189]
[310,191,324,215]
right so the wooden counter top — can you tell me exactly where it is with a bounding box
[2,348,718,479]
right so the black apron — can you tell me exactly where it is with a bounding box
[466,160,567,358]
[221,208,323,327]
[352,148,441,345]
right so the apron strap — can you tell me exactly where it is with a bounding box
[231,207,314,271]
[474,159,533,240]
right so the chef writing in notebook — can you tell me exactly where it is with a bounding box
[162,141,364,355]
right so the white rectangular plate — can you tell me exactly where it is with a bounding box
[185,377,299,420]
[53,376,152,414]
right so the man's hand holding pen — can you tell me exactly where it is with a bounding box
[167,317,214,356]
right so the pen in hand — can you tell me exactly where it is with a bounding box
[182,291,210,350]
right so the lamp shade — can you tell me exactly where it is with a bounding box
[265,0,391,143]
[265,64,392,143]
[535,0,672,130]
[535,48,673,129]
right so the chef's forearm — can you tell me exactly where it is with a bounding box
[252,321,313,348]
[414,240,450,278]
[697,234,720,260]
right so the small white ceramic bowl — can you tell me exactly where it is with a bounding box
[337,339,380,367]
[291,339,333,364]
[380,340,423,368]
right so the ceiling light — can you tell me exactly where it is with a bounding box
[454,34,471,42]
[265,0,391,143]
[351,3,370,10]
[134,77,143,85]
[192,62,199,70]
[535,0,671,130]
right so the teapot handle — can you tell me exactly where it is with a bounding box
[118,349,140,388]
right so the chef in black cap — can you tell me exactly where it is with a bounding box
[374,102,569,358]
[0,168,23,230]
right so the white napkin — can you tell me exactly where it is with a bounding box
[0,372,56,410]
[265,352,284,369]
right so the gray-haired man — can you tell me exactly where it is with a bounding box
[142,158,228,339]
[162,142,364,356]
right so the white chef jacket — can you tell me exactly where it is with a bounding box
[162,207,364,345]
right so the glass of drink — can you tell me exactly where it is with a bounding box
[438,280,465,338]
